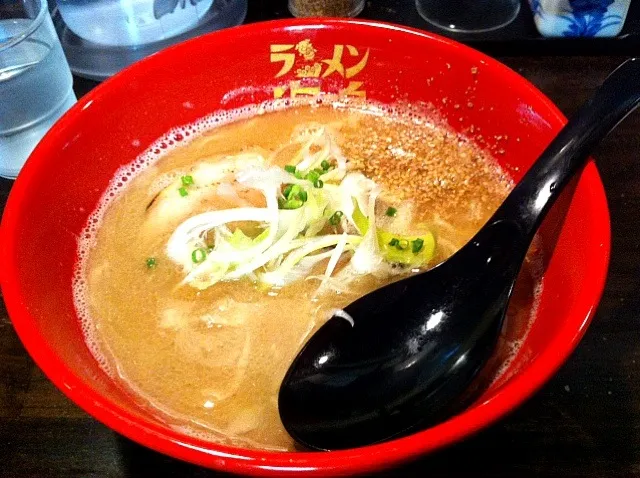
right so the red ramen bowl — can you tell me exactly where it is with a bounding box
[0,19,609,476]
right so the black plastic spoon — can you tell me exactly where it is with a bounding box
[278,58,640,451]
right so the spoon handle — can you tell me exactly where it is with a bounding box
[493,57,640,238]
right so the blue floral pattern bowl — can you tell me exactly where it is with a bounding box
[528,0,631,37]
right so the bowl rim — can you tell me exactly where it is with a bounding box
[0,17,611,477]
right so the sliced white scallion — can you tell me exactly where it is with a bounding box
[259,234,361,287]
[350,188,383,275]
[259,249,336,288]
[324,233,349,280]
[225,208,307,279]
[313,232,351,293]
[164,124,437,292]
[167,207,275,268]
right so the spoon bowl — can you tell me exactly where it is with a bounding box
[279,220,523,450]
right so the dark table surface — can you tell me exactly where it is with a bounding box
[2,34,640,478]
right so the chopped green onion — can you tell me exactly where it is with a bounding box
[294,170,304,179]
[181,175,194,186]
[378,230,436,266]
[284,165,296,174]
[146,257,157,269]
[314,179,324,188]
[282,199,304,209]
[283,184,307,203]
[397,239,409,250]
[412,238,424,254]
[191,248,207,264]
[306,170,320,183]
[178,187,188,197]
[285,184,302,199]
[329,210,344,226]
[321,160,331,171]
[385,207,398,217]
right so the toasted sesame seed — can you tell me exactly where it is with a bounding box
[338,112,511,235]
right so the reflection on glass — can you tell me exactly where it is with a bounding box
[416,0,521,33]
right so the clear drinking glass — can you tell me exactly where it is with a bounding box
[0,0,76,178]
[416,0,521,33]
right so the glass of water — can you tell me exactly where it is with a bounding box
[0,0,76,179]
[416,0,521,33]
